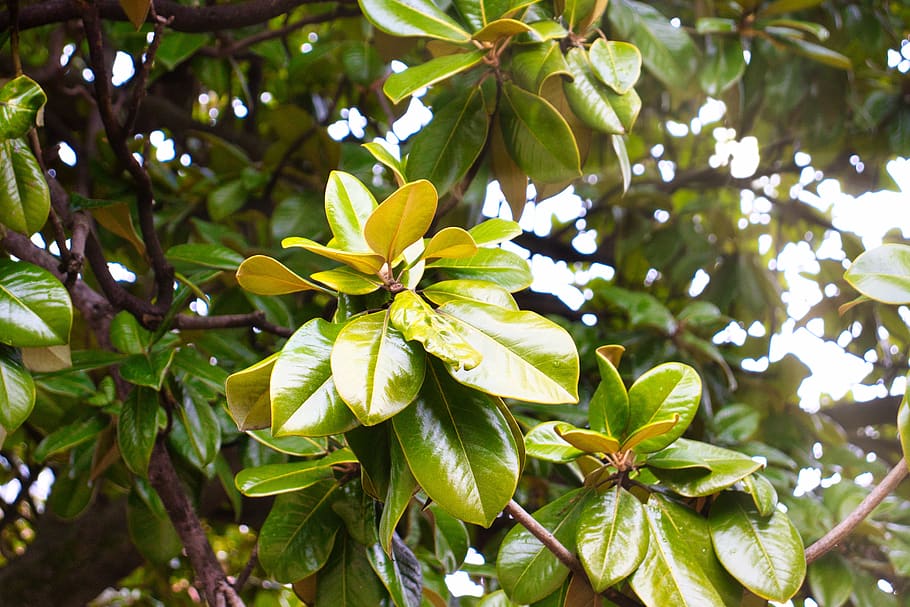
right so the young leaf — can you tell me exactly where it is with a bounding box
[363,142,407,186]
[311,266,384,295]
[620,415,679,453]
[0,75,47,140]
[473,18,532,42]
[331,310,426,425]
[422,228,478,262]
[283,236,385,275]
[427,247,533,292]
[555,423,620,454]
[709,492,806,602]
[325,170,378,252]
[468,218,522,246]
[364,180,438,265]
[589,39,642,94]
[384,51,485,104]
[358,0,472,43]
[511,42,572,94]
[271,319,360,437]
[392,362,520,526]
[625,362,701,453]
[423,279,517,309]
[588,345,630,438]
[389,289,483,369]
[225,353,277,431]
[844,244,910,304]
[576,484,648,592]
[0,259,73,347]
[525,421,585,463]
[236,254,325,295]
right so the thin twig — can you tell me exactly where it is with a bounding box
[123,2,171,136]
[175,311,293,337]
[805,458,908,564]
[233,543,258,592]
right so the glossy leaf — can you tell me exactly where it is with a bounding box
[380,434,417,553]
[34,416,106,463]
[709,492,806,601]
[225,353,276,431]
[423,228,479,263]
[363,142,407,185]
[499,82,581,184]
[283,236,385,275]
[0,75,47,140]
[311,266,384,295]
[430,503,469,572]
[439,301,579,403]
[608,0,698,91]
[588,345,630,438]
[110,311,150,355]
[555,423,620,454]
[0,259,72,347]
[620,416,679,453]
[392,362,520,526]
[247,430,327,457]
[562,0,607,32]
[118,387,160,476]
[171,390,221,469]
[630,495,726,607]
[469,218,522,246]
[428,247,533,292]
[119,348,176,390]
[845,244,910,304]
[525,421,585,463]
[235,449,356,496]
[384,51,485,104]
[564,48,641,135]
[625,363,701,453]
[699,37,746,97]
[589,39,642,94]
[332,310,425,425]
[364,180,437,265]
[271,319,360,437]
[779,36,851,69]
[577,484,648,591]
[389,289,482,369]
[473,18,532,42]
[612,134,632,193]
[325,170,378,252]
[423,279,517,310]
[510,42,571,94]
[808,553,853,607]
[367,539,423,607]
[742,472,779,517]
[315,534,387,607]
[236,254,324,295]
[166,243,244,271]
[359,0,472,43]
[126,488,181,564]
[647,439,762,496]
[497,488,590,603]
[258,479,342,583]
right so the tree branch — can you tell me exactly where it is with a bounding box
[175,312,293,337]
[805,458,909,564]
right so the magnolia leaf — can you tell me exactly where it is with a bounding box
[225,353,277,431]
[625,362,701,453]
[588,345,630,438]
[315,534,387,606]
[0,260,73,348]
[384,51,485,104]
[620,415,679,452]
[555,423,620,454]
[564,48,640,135]
[367,540,423,607]
[34,415,106,463]
[490,115,529,221]
[380,435,418,554]
[283,236,385,275]
[699,36,746,96]
[844,244,910,304]
[364,180,437,264]
[358,0,472,43]
[325,170,377,252]
[271,319,360,437]
[900,379,910,467]
[235,449,357,496]
[428,246,532,292]
[91,203,145,255]
[468,218,522,246]
[742,472,779,517]
[511,42,571,95]
[236,255,324,295]
[21,344,72,372]
[166,243,244,272]
[331,310,425,425]
[589,39,642,94]
[389,289,483,369]
[119,0,151,29]
[362,143,407,186]
[709,492,806,601]
[473,18,532,42]
[392,362,520,526]
[247,430,327,457]
[118,387,159,476]
[525,421,585,463]
[423,279,517,310]
[647,439,762,496]
[0,138,50,235]
[778,36,851,69]
[0,75,47,140]
[576,484,648,591]
[612,133,632,193]
[311,266,384,295]
[808,553,853,607]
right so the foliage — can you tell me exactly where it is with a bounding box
[0,0,909,606]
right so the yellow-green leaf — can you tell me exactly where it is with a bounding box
[119,0,151,29]
[364,180,438,264]
[422,227,478,262]
[555,422,620,454]
[283,236,385,275]
[236,255,323,295]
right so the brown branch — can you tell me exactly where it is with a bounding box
[148,441,245,607]
[233,543,258,592]
[175,312,293,337]
[2,0,339,33]
[805,458,909,564]
[123,4,170,137]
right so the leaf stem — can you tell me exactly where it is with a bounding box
[804,457,908,564]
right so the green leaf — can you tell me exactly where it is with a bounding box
[808,553,854,607]
[384,51,485,104]
[380,434,417,553]
[34,415,106,463]
[576,484,648,592]
[333,478,379,546]
[258,479,342,583]
[778,35,851,69]
[900,379,910,466]
[283,236,386,275]
[119,348,176,390]
[608,0,698,91]
[589,39,641,94]
[588,345,630,438]
[620,416,679,452]
[468,218,522,246]
[497,488,590,603]
[312,266,384,295]
[332,310,426,425]
[367,540,423,607]
[392,362,520,526]
[206,179,246,221]
[247,430,328,457]
[225,353,276,431]
[127,488,181,564]
[110,310,150,355]
[48,442,94,519]
[358,0,472,43]
[235,449,357,497]
[427,247,533,292]
[0,260,72,348]
[611,134,632,193]
[170,389,221,469]
[709,492,806,602]
[699,37,746,96]
[363,143,407,186]
[525,421,585,463]
[409,88,490,196]
[564,48,641,135]
[423,279,517,309]
[630,495,727,607]
[555,422,620,454]
[364,180,438,264]
[118,387,160,476]
[647,439,762,496]
[0,75,47,140]
[236,255,324,295]
[271,319,360,437]
[521,20,570,42]
[759,0,824,17]
[430,503,470,572]
[166,243,244,272]
[473,18,532,42]
[562,0,607,32]
[438,301,579,404]
[389,289,483,369]
[625,362,701,453]
[0,139,48,234]
[499,82,581,184]
[845,244,910,304]
[742,472,778,517]
[325,170,378,252]
[315,534,387,607]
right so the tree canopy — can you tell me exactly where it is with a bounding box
[0,1,909,606]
